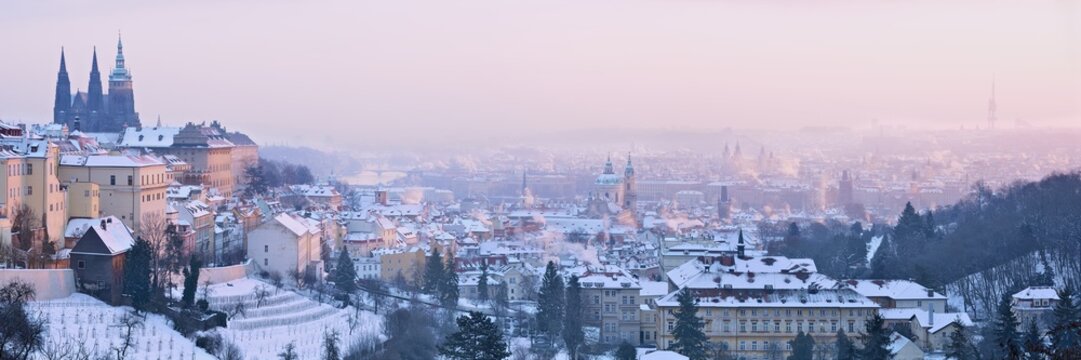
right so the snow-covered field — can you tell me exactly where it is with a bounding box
[201,278,384,359]
[28,293,215,360]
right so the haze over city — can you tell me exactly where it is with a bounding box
[1,0,1079,150]
[2,1,1081,360]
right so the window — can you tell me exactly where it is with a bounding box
[848,321,855,333]
[77,260,85,269]
[740,321,746,333]
[110,175,116,185]
[751,341,757,351]
[264,245,269,253]
[739,341,746,351]
[26,164,31,175]
[25,186,31,195]
[264,258,268,266]
[127,176,133,186]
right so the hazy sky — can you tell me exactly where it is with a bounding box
[0,0,1078,149]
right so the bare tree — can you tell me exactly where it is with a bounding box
[11,203,38,253]
[140,213,171,296]
[269,271,284,293]
[254,285,271,308]
[111,313,143,360]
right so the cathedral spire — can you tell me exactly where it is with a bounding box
[87,47,104,112]
[111,33,131,81]
[624,154,634,177]
[53,47,72,124]
[603,154,614,174]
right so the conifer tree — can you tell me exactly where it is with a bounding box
[181,256,202,308]
[422,249,444,295]
[1049,286,1080,356]
[945,326,977,360]
[123,238,153,312]
[439,311,511,360]
[670,288,709,360]
[536,261,565,339]
[787,331,814,360]
[563,275,584,358]
[994,293,1024,360]
[1022,319,1045,360]
[332,249,357,294]
[440,251,460,307]
[615,341,636,360]
[833,329,855,360]
[478,263,490,303]
[858,314,892,360]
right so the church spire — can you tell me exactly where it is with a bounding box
[603,154,614,174]
[53,47,72,124]
[87,47,104,112]
[624,154,634,177]
[110,33,131,81]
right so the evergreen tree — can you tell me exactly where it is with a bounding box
[894,202,923,239]
[787,331,814,360]
[332,249,357,294]
[1036,252,1055,287]
[181,256,202,308]
[440,251,460,307]
[994,293,1024,360]
[669,288,709,360]
[859,314,892,360]
[277,342,299,360]
[1049,286,1080,357]
[323,329,341,360]
[615,341,636,360]
[563,275,584,358]
[833,329,856,360]
[439,311,511,360]
[478,263,490,303]
[945,326,977,360]
[536,261,565,339]
[123,238,153,312]
[1022,319,1045,360]
[422,249,444,295]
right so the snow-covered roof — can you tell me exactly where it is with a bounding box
[1012,286,1059,301]
[60,154,165,167]
[69,216,135,255]
[118,126,181,148]
[843,279,945,300]
[642,351,689,360]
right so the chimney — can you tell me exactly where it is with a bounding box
[100,219,107,230]
[928,303,934,327]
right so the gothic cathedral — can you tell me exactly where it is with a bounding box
[53,35,140,133]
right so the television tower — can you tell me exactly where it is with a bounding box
[987,77,997,130]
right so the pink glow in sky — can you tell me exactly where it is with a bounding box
[0,0,1078,149]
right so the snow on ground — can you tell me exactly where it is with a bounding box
[866,235,883,264]
[28,293,215,360]
[202,277,384,360]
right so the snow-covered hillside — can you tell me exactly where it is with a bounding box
[28,293,215,359]
[201,278,384,359]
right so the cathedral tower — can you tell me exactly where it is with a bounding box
[623,155,637,212]
[53,48,71,125]
[107,34,139,131]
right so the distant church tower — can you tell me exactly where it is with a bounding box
[107,34,139,131]
[87,47,105,125]
[839,170,854,206]
[623,155,637,213]
[53,48,71,124]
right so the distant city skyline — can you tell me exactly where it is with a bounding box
[0,0,1078,150]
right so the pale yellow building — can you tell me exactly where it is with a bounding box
[65,182,100,219]
[0,138,68,246]
[58,154,169,233]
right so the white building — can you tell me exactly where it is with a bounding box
[247,213,323,281]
